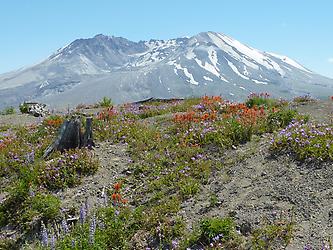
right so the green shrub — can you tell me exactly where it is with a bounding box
[57,206,138,249]
[0,239,18,250]
[266,109,298,132]
[251,217,294,249]
[1,106,15,115]
[270,121,333,162]
[20,193,60,230]
[19,103,29,114]
[37,148,100,190]
[226,119,252,145]
[185,217,240,248]
[98,96,113,108]
[179,177,200,199]
[293,94,316,104]
[246,93,275,108]
[199,217,235,242]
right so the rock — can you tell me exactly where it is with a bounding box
[21,102,49,117]
[329,210,333,218]
[239,221,252,236]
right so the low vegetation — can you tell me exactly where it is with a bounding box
[0,93,332,249]
[19,103,30,114]
[97,96,113,108]
[1,106,16,115]
[270,120,332,162]
[292,94,317,104]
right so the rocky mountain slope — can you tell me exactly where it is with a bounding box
[1,32,332,109]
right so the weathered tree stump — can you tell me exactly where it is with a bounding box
[82,117,94,149]
[43,116,95,158]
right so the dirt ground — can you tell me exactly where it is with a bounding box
[177,134,332,249]
[292,100,333,124]
[54,142,132,216]
[0,114,42,127]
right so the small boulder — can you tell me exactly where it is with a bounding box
[20,102,49,117]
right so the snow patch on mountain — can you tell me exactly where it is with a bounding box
[183,67,199,85]
[133,39,179,67]
[207,32,258,70]
[40,80,50,89]
[185,49,196,60]
[168,60,199,85]
[227,60,249,80]
[207,32,285,76]
[243,66,249,76]
[252,79,268,85]
[207,47,219,68]
[203,76,213,81]
[194,58,220,78]
[267,52,312,73]
[215,32,285,76]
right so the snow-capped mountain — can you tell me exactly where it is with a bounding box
[0,31,332,108]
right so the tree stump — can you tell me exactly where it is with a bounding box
[82,117,94,149]
[43,116,95,158]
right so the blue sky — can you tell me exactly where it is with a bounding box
[1,0,333,78]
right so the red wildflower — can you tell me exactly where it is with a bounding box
[116,193,122,201]
[111,193,117,201]
[114,182,121,191]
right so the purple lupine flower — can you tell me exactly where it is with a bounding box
[71,239,75,248]
[50,233,56,250]
[70,154,78,160]
[61,218,69,234]
[26,150,35,163]
[171,240,179,249]
[196,154,203,159]
[89,215,97,245]
[40,221,48,247]
[212,233,223,242]
[79,204,86,225]
[322,242,330,250]
[28,187,35,197]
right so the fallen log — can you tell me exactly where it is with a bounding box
[131,97,184,105]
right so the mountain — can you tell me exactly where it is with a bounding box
[1,31,332,109]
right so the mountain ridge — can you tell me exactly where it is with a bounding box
[0,31,332,109]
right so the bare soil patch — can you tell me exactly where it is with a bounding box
[54,142,131,215]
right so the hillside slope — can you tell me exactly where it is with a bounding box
[1,97,332,249]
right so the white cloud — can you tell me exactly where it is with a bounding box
[328,58,333,64]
